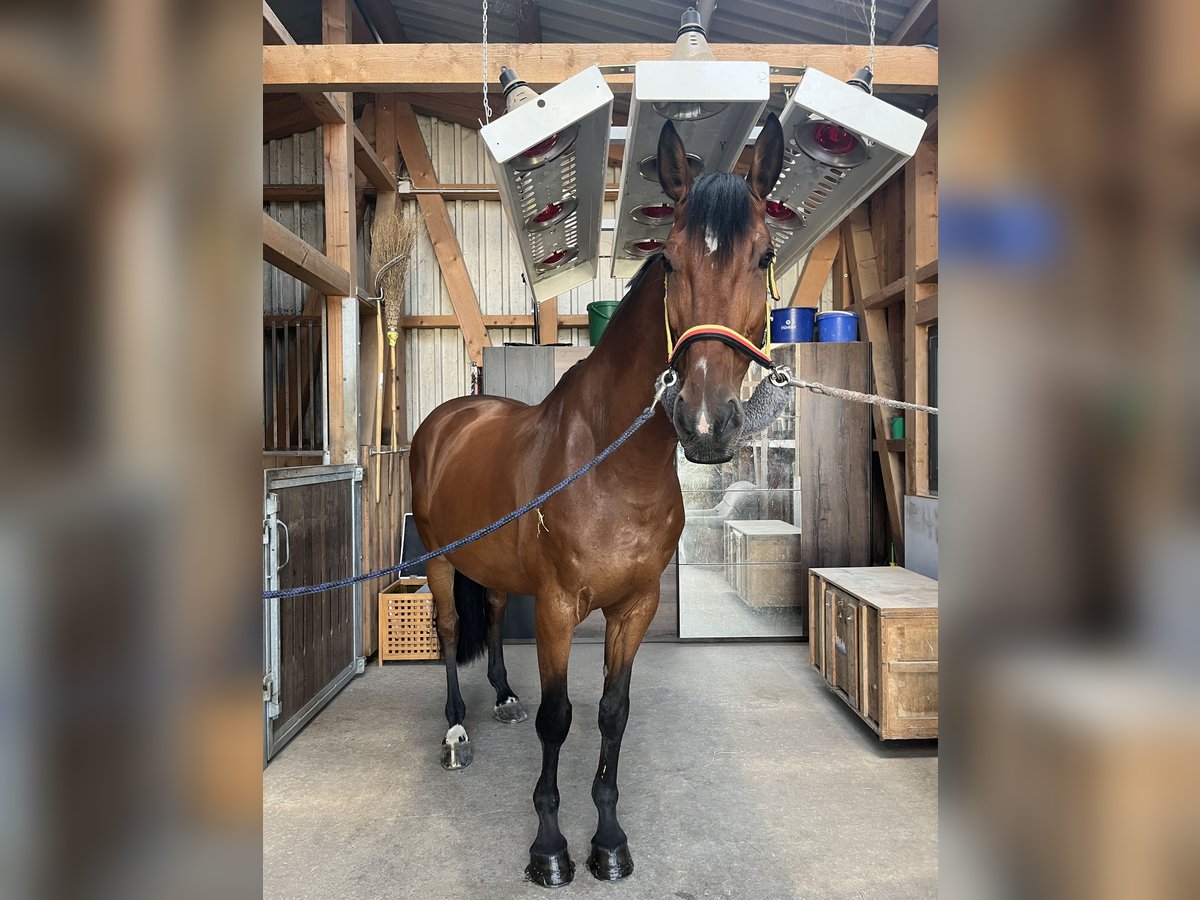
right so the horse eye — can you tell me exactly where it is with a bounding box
[758,251,775,270]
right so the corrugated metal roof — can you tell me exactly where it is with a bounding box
[389,0,924,46]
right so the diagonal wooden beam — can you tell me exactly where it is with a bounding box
[841,209,906,557]
[788,231,840,307]
[357,0,409,42]
[262,211,352,298]
[263,44,939,94]
[352,122,394,191]
[393,101,491,365]
[888,0,938,46]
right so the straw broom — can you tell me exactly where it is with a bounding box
[368,205,418,501]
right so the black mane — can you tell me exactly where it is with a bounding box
[679,172,752,260]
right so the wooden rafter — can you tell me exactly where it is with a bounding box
[262,211,352,298]
[357,0,409,42]
[888,0,938,46]
[394,101,491,365]
[263,43,939,94]
[841,209,906,557]
[516,0,543,43]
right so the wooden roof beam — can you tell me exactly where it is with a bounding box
[263,43,939,94]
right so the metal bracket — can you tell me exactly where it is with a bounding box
[353,466,364,482]
[263,670,280,719]
[355,656,367,675]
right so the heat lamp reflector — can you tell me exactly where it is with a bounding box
[481,66,613,302]
[611,60,769,278]
[767,68,927,276]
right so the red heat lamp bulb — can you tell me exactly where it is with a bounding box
[541,249,568,266]
[521,133,561,159]
[640,204,673,220]
[533,202,564,224]
[811,123,859,155]
[765,200,798,222]
[634,240,663,252]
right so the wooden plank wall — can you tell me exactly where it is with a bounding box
[359,447,407,658]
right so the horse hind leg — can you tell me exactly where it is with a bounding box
[486,591,527,724]
[427,557,473,769]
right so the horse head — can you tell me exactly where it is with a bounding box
[656,113,785,464]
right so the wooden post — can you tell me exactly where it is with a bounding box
[322,0,358,465]
[538,297,559,345]
[904,142,938,496]
[841,211,906,557]
[394,101,491,365]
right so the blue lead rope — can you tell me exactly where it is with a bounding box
[263,402,660,600]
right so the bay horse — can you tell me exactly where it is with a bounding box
[410,113,784,887]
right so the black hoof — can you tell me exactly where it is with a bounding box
[525,849,575,888]
[587,843,634,881]
[494,698,528,724]
[441,738,472,770]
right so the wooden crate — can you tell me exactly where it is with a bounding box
[808,567,938,739]
[378,577,440,663]
[723,519,803,607]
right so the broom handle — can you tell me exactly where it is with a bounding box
[390,342,399,453]
[374,303,385,504]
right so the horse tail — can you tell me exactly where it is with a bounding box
[452,569,488,666]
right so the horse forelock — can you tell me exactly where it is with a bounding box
[679,172,753,260]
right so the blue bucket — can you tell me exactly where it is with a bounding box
[816,311,859,342]
[770,307,816,344]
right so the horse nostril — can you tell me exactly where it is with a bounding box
[715,400,743,441]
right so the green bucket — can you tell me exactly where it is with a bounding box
[587,300,620,345]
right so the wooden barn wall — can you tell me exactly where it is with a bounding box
[263,115,829,438]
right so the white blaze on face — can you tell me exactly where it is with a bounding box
[695,358,711,434]
[704,226,719,255]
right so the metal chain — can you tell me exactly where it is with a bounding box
[481,0,493,123]
[868,0,876,80]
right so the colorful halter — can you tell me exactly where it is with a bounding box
[664,258,781,371]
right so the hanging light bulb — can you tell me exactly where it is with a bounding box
[481,65,613,302]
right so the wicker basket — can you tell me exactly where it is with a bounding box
[378,577,441,663]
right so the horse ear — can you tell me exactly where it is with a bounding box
[657,120,693,203]
[747,112,784,200]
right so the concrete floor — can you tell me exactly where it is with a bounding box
[264,643,937,899]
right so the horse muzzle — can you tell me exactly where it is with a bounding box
[672,394,743,464]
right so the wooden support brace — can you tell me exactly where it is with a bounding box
[263,2,347,125]
[538,297,559,345]
[789,230,840,307]
[262,211,352,298]
[394,101,491,365]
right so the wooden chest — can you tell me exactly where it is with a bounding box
[809,567,938,739]
[723,519,803,607]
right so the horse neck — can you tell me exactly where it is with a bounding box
[571,259,677,459]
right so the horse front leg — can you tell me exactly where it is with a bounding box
[588,593,658,881]
[526,595,576,888]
